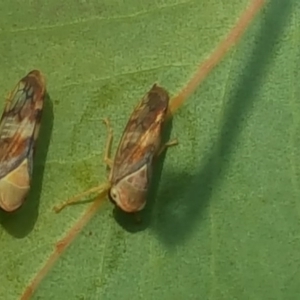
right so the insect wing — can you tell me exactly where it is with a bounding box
[0,70,46,212]
[110,84,169,184]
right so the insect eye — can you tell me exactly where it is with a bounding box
[108,189,118,205]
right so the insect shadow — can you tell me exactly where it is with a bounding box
[0,92,54,238]
[149,0,293,247]
[112,116,175,233]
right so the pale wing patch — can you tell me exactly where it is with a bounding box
[0,159,30,212]
[124,163,149,191]
[111,163,149,213]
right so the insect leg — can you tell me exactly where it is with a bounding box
[156,138,178,157]
[53,119,114,213]
[53,182,111,213]
[102,118,114,169]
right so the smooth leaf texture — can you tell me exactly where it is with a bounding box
[0,0,299,299]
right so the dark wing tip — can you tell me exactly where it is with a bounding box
[27,69,42,76]
[149,83,169,103]
[24,70,46,95]
[26,70,46,86]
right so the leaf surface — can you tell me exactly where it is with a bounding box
[1,1,299,299]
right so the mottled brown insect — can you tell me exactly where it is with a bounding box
[105,84,178,212]
[54,84,177,213]
[0,70,46,212]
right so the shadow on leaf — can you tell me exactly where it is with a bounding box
[151,0,293,247]
[0,93,54,238]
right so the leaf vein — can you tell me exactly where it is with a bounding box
[0,0,193,34]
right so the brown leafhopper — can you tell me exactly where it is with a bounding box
[0,70,46,212]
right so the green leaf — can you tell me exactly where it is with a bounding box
[1,0,299,299]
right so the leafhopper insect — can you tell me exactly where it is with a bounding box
[54,84,177,213]
[0,70,46,212]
